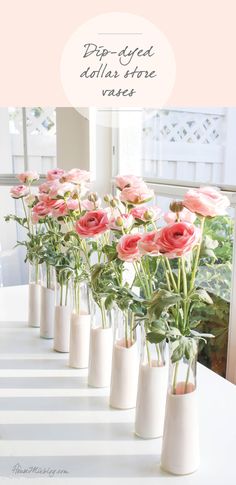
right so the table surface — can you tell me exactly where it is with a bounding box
[0,285,236,484]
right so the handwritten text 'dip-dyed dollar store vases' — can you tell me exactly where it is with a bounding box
[161,345,199,475]
[69,280,91,369]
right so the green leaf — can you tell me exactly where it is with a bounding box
[147,331,166,344]
[192,288,213,305]
[171,341,185,363]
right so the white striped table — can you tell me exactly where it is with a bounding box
[0,285,236,484]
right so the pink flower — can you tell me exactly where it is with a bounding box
[17,171,39,184]
[117,233,142,262]
[139,231,160,256]
[75,210,109,238]
[120,181,154,205]
[115,174,142,190]
[46,168,65,181]
[50,199,68,218]
[183,186,230,218]
[10,185,29,199]
[164,207,196,224]
[39,181,54,194]
[109,214,134,231]
[130,205,161,222]
[155,222,200,258]
[25,194,37,207]
[32,201,51,220]
[62,168,90,184]
[81,198,101,211]
[49,181,75,198]
[66,198,79,211]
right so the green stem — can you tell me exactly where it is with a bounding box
[146,340,151,366]
[165,258,178,292]
[172,361,179,394]
[181,256,188,331]
[184,361,191,393]
[189,217,205,292]
[156,344,163,366]
[100,299,107,329]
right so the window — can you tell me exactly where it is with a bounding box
[0,107,57,286]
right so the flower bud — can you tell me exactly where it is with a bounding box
[104,194,111,203]
[88,192,99,202]
[169,200,184,213]
[110,198,118,208]
[143,209,153,221]
[115,216,124,227]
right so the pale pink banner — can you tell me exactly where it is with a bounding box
[0,0,235,106]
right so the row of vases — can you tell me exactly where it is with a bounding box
[28,262,199,476]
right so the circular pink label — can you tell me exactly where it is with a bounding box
[60,12,176,108]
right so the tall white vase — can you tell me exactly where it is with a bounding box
[40,286,55,339]
[161,389,199,475]
[28,283,41,328]
[54,305,71,353]
[88,327,113,387]
[110,340,139,409]
[135,363,168,438]
[69,312,91,368]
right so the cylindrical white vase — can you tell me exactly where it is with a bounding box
[40,286,55,339]
[69,312,91,368]
[88,327,113,387]
[161,389,199,475]
[110,341,139,409]
[135,363,168,438]
[54,305,71,353]
[28,283,41,328]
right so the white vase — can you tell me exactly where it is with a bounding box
[69,312,91,368]
[161,389,199,475]
[54,305,71,353]
[40,286,55,339]
[135,362,168,438]
[88,327,113,387]
[28,283,41,328]
[110,340,139,409]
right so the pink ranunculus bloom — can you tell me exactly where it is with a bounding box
[49,181,75,198]
[50,199,68,218]
[17,171,39,184]
[164,207,196,224]
[109,214,134,231]
[10,185,29,199]
[32,201,51,219]
[25,194,37,207]
[62,168,90,184]
[115,174,142,190]
[38,181,54,194]
[130,205,161,222]
[75,210,109,238]
[183,186,230,218]
[138,231,160,256]
[156,222,201,259]
[81,198,102,211]
[117,233,142,262]
[46,168,66,181]
[120,181,154,205]
[66,198,79,211]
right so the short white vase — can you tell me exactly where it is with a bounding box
[40,286,55,339]
[28,283,41,328]
[161,389,199,475]
[135,362,168,438]
[69,312,91,368]
[88,326,113,387]
[54,305,71,353]
[110,340,139,409]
